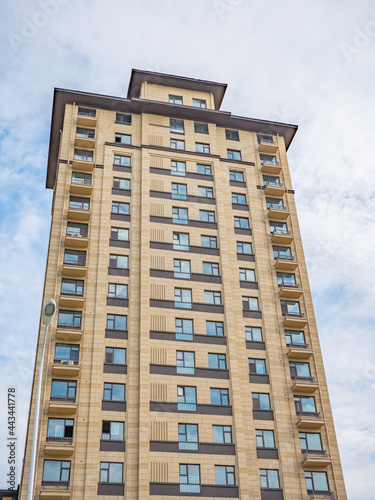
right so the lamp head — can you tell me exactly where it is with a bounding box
[42,298,56,326]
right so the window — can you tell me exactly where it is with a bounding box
[114,155,131,166]
[270,221,288,234]
[226,129,239,141]
[102,421,124,441]
[54,344,79,363]
[173,232,189,251]
[175,288,192,308]
[285,330,306,346]
[42,460,70,484]
[202,262,219,275]
[112,202,130,215]
[103,383,125,402]
[299,432,322,451]
[78,107,95,117]
[208,353,226,369]
[236,242,252,255]
[289,362,311,379]
[229,171,244,182]
[180,464,200,493]
[206,321,224,336]
[249,359,267,375]
[212,425,232,443]
[176,351,195,375]
[273,246,292,260]
[173,207,188,224]
[210,388,229,405]
[170,118,184,134]
[263,175,280,186]
[73,149,93,161]
[170,138,185,150]
[252,393,270,410]
[215,465,235,486]
[105,347,126,365]
[204,291,222,305]
[200,210,215,222]
[64,249,86,266]
[201,235,217,248]
[194,122,209,134]
[57,310,82,329]
[66,222,88,238]
[242,296,259,311]
[109,254,128,269]
[257,134,274,144]
[294,396,317,414]
[69,196,90,211]
[47,418,74,441]
[176,318,194,341]
[192,98,206,108]
[72,172,92,185]
[197,164,212,175]
[196,142,210,154]
[177,386,197,411]
[227,149,241,161]
[108,283,128,299]
[169,95,183,105]
[280,300,301,316]
[232,193,247,205]
[171,160,186,176]
[51,380,77,401]
[198,186,213,198]
[256,430,275,448]
[277,272,296,287]
[260,154,277,165]
[266,197,284,210]
[245,326,262,342]
[111,227,129,241]
[171,183,187,200]
[113,178,130,190]
[99,462,123,483]
[239,269,255,282]
[61,279,84,297]
[115,133,131,144]
[174,259,191,279]
[179,423,198,450]
[234,217,250,229]
[106,314,127,331]
[260,469,280,489]
[304,471,329,493]
[76,127,95,139]
[116,113,131,124]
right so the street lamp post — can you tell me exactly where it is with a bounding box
[27,298,56,500]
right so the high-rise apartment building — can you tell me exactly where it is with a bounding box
[19,70,347,499]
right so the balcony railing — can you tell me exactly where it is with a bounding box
[278,282,299,288]
[54,359,79,365]
[66,229,88,238]
[72,178,92,185]
[271,228,291,235]
[308,491,334,499]
[41,481,70,490]
[50,396,76,403]
[274,255,294,261]
[63,257,86,266]
[297,411,321,419]
[268,204,286,210]
[46,436,73,444]
[60,291,83,297]
[264,181,283,187]
[57,323,81,330]
[282,311,304,318]
[303,449,328,457]
[288,342,310,349]
[292,375,316,383]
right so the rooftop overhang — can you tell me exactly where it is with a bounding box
[127,69,227,110]
[46,87,298,189]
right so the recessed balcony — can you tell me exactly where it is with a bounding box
[52,360,80,377]
[271,230,294,245]
[274,258,298,271]
[283,314,308,328]
[279,285,303,299]
[303,450,332,468]
[258,139,278,154]
[71,159,94,172]
[261,162,282,175]
[69,183,92,196]
[55,329,82,341]
[264,183,285,196]
[292,377,319,393]
[267,207,290,221]
[287,344,313,360]
[67,208,91,222]
[74,136,95,149]
[61,264,87,278]
[48,402,77,415]
[297,412,324,430]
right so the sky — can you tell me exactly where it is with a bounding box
[0,0,374,497]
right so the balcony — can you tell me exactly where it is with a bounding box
[70,182,92,196]
[52,359,80,377]
[62,262,87,279]
[261,161,282,175]
[267,206,290,221]
[297,412,324,430]
[282,313,308,329]
[40,488,71,500]
[271,229,294,245]
[308,490,335,499]
[67,207,91,222]
[278,284,303,299]
[55,328,82,342]
[292,376,319,394]
[71,158,94,172]
[303,449,332,468]
[274,257,298,272]
[77,111,97,127]
[48,401,77,415]
[287,344,313,360]
[258,138,278,154]
[264,182,285,196]
[64,234,89,249]
[44,441,74,457]
[74,135,95,149]
[59,293,84,308]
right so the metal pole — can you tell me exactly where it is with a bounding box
[27,323,48,500]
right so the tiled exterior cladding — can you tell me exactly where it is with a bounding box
[19,70,347,500]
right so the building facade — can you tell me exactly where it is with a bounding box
[19,70,347,499]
